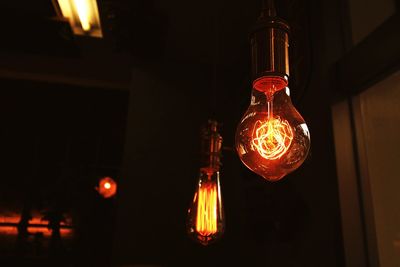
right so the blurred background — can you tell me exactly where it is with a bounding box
[0,0,398,266]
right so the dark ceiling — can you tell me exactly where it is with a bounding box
[0,0,309,76]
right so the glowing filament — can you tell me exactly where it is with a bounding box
[252,117,293,160]
[196,183,218,236]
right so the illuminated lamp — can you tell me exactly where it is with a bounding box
[235,0,310,181]
[97,177,117,198]
[187,121,225,245]
[52,0,103,37]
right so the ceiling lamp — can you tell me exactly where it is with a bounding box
[235,0,310,181]
[187,120,225,245]
[53,0,103,38]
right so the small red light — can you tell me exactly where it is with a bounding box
[97,177,117,198]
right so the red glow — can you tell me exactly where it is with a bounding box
[252,117,293,160]
[0,216,19,224]
[97,177,117,198]
[253,76,288,93]
[0,215,73,237]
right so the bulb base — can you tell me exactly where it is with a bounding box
[200,120,222,172]
[251,3,290,86]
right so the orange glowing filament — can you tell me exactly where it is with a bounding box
[196,183,218,236]
[252,117,294,160]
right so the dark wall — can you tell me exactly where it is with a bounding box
[0,79,129,266]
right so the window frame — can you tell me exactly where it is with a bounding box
[333,2,400,267]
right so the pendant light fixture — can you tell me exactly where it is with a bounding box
[235,0,310,181]
[187,120,225,245]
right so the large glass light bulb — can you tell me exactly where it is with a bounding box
[236,79,310,181]
[236,0,311,181]
[187,120,225,245]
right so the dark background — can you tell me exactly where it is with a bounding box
[0,0,346,266]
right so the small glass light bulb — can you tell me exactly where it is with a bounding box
[187,168,224,245]
[187,121,225,245]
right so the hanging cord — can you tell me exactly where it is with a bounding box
[211,0,219,118]
[262,0,277,16]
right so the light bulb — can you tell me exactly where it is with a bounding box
[187,168,224,245]
[187,121,225,245]
[235,1,310,181]
[236,80,310,181]
[96,176,117,198]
